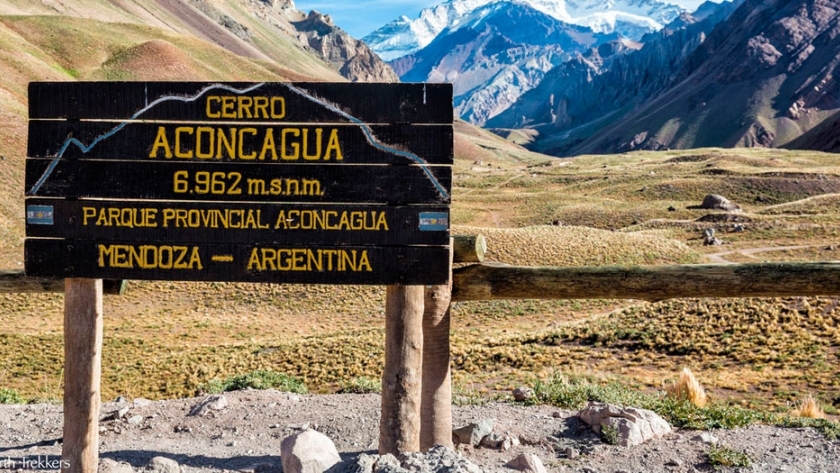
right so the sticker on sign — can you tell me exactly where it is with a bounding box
[419,212,449,231]
[26,205,54,225]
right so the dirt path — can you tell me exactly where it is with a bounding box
[1,391,838,473]
[705,245,824,264]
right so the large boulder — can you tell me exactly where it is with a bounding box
[146,457,181,473]
[452,419,494,446]
[579,401,671,447]
[281,429,341,473]
[187,394,227,417]
[699,194,741,211]
[505,453,547,473]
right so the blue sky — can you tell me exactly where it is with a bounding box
[293,0,724,40]
[293,1,443,38]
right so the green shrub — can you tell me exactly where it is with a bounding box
[337,377,381,394]
[200,370,307,395]
[707,444,751,469]
[601,424,619,445]
[0,388,24,404]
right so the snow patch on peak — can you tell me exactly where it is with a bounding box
[577,11,663,34]
[365,0,687,60]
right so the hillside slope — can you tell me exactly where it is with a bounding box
[487,0,739,155]
[0,0,396,82]
[563,0,840,155]
[0,4,339,266]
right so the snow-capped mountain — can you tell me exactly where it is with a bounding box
[363,0,686,60]
[388,1,616,124]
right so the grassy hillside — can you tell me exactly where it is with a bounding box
[3,146,840,413]
[0,6,341,266]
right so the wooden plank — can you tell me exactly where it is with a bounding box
[0,271,125,294]
[451,262,840,302]
[29,82,454,124]
[62,278,103,473]
[25,239,450,285]
[25,200,449,246]
[25,161,452,204]
[380,284,424,455]
[27,121,453,165]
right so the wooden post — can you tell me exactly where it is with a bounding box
[452,234,486,263]
[62,279,103,473]
[379,285,424,454]
[420,242,454,450]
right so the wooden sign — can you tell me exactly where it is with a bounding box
[25,82,453,285]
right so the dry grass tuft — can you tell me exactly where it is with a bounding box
[666,367,707,407]
[791,394,825,419]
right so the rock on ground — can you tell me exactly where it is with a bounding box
[505,453,547,473]
[452,419,494,446]
[329,445,481,473]
[281,428,341,473]
[579,401,671,447]
[147,456,181,473]
[699,194,741,211]
[188,394,228,417]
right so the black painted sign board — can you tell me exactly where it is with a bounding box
[25,82,453,285]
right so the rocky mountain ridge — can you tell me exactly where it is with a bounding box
[566,0,840,154]
[202,0,399,82]
[389,2,616,125]
[363,0,686,61]
[487,0,739,153]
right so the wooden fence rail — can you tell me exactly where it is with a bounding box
[452,262,840,302]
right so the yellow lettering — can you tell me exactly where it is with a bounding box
[308,249,323,271]
[291,249,306,271]
[175,127,194,158]
[83,207,96,226]
[189,247,203,270]
[282,128,300,160]
[274,210,288,229]
[221,96,236,118]
[98,245,114,267]
[206,96,221,118]
[359,250,372,272]
[377,212,389,231]
[254,97,269,118]
[247,247,263,270]
[325,128,343,160]
[237,96,253,119]
[259,129,278,161]
[195,127,214,159]
[113,245,129,268]
[217,128,236,159]
[302,128,322,161]
[149,127,173,158]
[277,249,292,271]
[238,128,257,160]
[271,97,285,119]
[162,209,175,228]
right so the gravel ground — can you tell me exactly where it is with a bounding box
[1,390,838,473]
